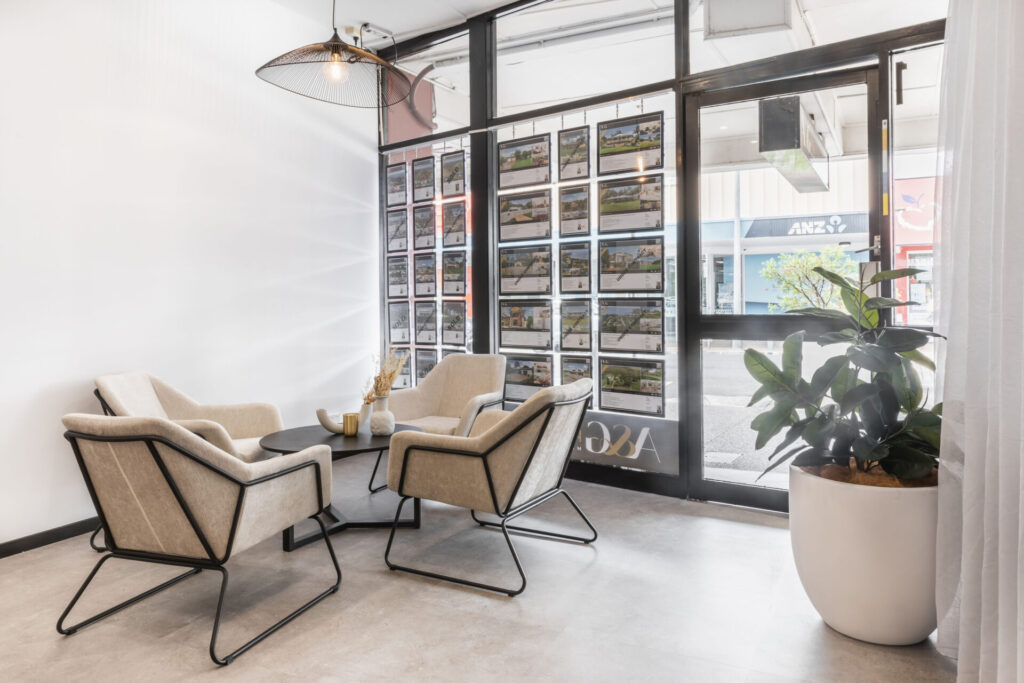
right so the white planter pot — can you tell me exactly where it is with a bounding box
[789,465,938,646]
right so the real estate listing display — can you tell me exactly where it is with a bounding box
[440,150,466,197]
[385,163,407,207]
[388,301,410,344]
[414,301,437,344]
[500,300,553,349]
[442,300,466,346]
[598,298,664,353]
[411,157,435,203]
[598,174,664,232]
[412,204,435,250]
[386,209,408,252]
[415,348,437,382]
[498,189,552,241]
[413,253,436,297]
[387,255,408,298]
[442,201,467,247]
[560,242,591,294]
[598,237,664,293]
[560,300,591,351]
[497,134,550,189]
[504,354,553,402]
[597,112,663,175]
[561,355,593,385]
[558,126,590,181]
[442,348,464,359]
[599,357,664,416]
[498,244,552,295]
[442,251,466,295]
[394,349,412,389]
[559,184,591,236]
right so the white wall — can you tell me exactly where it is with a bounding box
[0,1,380,542]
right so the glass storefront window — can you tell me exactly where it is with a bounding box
[890,43,943,326]
[383,33,470,146]
[688,0,946,75]
[495,0,675,118]
[699,83,870,315]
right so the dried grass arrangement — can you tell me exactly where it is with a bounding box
[370,346,408,399]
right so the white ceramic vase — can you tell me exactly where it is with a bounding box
[788,465,938,645]
[369,396,395,436]
[358,403,373,432]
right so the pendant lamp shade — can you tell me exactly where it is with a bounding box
[256,30,411,108]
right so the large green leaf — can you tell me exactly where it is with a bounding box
[802,415,836,449]
[782,332,805,387]
[830,365,858,403]
[846,344,900,373]
[880,446,936,479]
[851,436,890,463]
[840,382,880,415]
[770,417,814,457]
[817,329,859,346]
[877,327,929,352]
[859,399,886,439]
[891,357,923,411]
[744,349,790,393]
[747,384,772,407]
[810,356,848,399]
[907,410,942,449]
[875,377,900,427]
[864,297,919,310]
[751,400,798,450]
[900,348,937,372]
[812,266,859,293]
[841,288,880,329]
[868,268,925,285]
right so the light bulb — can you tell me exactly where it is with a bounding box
[326,53,349,83]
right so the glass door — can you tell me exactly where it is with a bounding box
[685,68,879,510]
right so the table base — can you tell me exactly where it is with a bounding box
[283,499,421,552]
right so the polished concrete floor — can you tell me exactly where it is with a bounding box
[0,455,956,682]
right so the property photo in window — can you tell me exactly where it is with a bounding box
[558,126,590,181]
[599,357,664,416]
[415,348,437,382]
[387,255,409,298]
[497,134,550,189]
[441,300,466,346]
[499,244,552,295]
[414,301,436,344]
[560,300,591,351]
[442,201,467,247]
[597,112,663,175]
[559,184,591,236]
[442,252,466,295]
[597,175,664,233]
[412,204,435,250]
[385,163,407,207]
[561,355,593,385]
[504,354,553,402]
[440,150,465,197]
[560,242,591,294]
[394,348,412,389]
[411,157,435,203]
[413,253,436,297]
[598,298,664,353]
[499,189,552,242]
[386,209,408,252]
[598,237,664,293]
[499,300,553,349]
[388,301,410,344]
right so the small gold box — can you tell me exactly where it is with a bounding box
[342,413,359,436]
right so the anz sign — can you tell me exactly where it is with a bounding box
[744,212,868,239]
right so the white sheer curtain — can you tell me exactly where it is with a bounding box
[934,0,1024,680]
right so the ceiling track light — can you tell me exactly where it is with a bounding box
[255,0,411,108]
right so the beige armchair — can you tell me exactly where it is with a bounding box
[94,372,283,463]
[57,413,340,666]
[384,379,596,596]
[366,354,505,493]
[387,354,506,437]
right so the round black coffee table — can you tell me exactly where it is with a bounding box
[260,424,423,551]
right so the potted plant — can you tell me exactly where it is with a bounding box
[744,266,942,646]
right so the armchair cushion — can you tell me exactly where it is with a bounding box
[468,409,512,437]
[399,415,461,436]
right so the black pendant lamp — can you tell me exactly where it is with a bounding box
[256,1,411,108]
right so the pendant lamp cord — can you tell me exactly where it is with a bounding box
[332,0,337,31]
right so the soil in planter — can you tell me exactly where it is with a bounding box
[801,461,938,488]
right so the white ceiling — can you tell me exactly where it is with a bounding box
[271,0,512,41]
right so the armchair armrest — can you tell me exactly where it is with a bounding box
[173,419,238,456]
[387,430,499,512]
[468,409,512,437]
[244,445,332,509]
[190,402,283,439]
[454,391,506,437]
